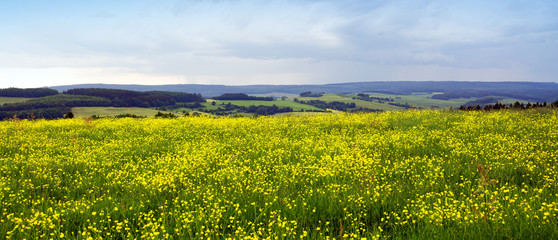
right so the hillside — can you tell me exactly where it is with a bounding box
[3,83,558,119]
[49,81,558,102]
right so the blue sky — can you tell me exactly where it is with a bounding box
[0,0,557,88]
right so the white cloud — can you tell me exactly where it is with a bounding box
[393,64,530,82]
[413,52,454,64]
[0,67,191,88]
[0,0,557,87]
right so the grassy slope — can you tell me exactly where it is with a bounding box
[498,98,531,104]
[295,93,405,111]
[0,97,31,105]
[252,93,300,98]
[361,92,468,108]
[71,107,175,117]
[361,93,532,108]
[203,99,324,111]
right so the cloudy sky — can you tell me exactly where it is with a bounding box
[0,0,557,88]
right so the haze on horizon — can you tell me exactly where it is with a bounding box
[1,0,557,89]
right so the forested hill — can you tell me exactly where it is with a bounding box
[63,88,205,104]
[49,81,558,102]
[0,87,58,98]
[0,88,205,120]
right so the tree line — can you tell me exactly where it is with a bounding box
[0,88,58,98]
[0,108,68,120]
[212,93,274,101]
[432,90,545,103]
[458,101,558,111]
[388,102,415,109]
[299,91,323,97]
[242,105,293,115]
[64,88,205,107]
[294,99,356,111]
[0,95,113,120]
[0,95,112,111]
[199,103,293,116]
[1,88,206,120]
[354,93,394,103]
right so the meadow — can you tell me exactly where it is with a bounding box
[296,94,404,111]
[71,107,175,118]
[0,109,557,239]
[354,93,529,110]
[357,93,467,109]
[202,99,323,112]
[0,97,31,105]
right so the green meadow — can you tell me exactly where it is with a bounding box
[1,109,557,239]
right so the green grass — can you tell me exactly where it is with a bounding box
[252,93,300,98]
[0,97,31,105]
[360,92,468,109]
[498,98,531,105]
[358,93,534,109]
[71,107,175,117]
[203,99,324,111]
[295,93,405,111]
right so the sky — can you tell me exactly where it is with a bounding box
[0,0,557,88]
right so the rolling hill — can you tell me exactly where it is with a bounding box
[48,81,558,102]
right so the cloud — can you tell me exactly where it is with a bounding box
[0,0,557,88]
[413,52,454,64]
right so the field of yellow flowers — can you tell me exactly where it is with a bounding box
[1,109,557,239]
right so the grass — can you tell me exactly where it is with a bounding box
[358,93,534,109]
[252,93,300,98]
[360,92,468,109]
[274,111,330,117]
[498,98,531,105]
[1,109,557,239]
[295,93,405,111]
[0,97,31,105]
[203,99,324,111]
[71,107,175,117]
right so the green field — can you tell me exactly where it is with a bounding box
[203,99,324,111]
[362,92,467,108]
[71,107,175,117]
[498,98,531,105]
[164,100,323,114]
[295,94,405,111]
[1,110,557,239]
[358,93,533,109]
[253,93,300,98]
[0,97,31,105]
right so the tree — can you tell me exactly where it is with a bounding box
[64,112,74,119]
[0,88,58,98]
[213,93,273,101]
[154,111,177,118]
[300,91,323,97]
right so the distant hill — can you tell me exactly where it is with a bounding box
[48,81,558,102]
